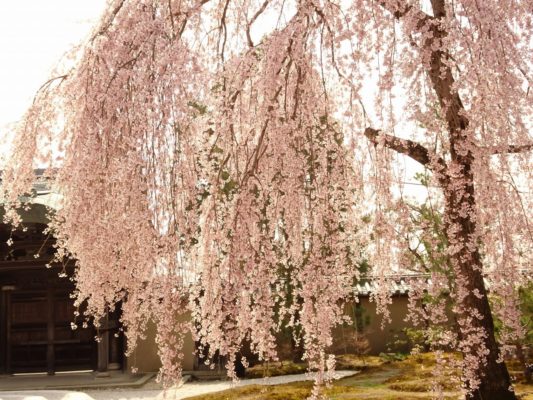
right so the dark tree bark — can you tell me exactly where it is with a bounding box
[366,0,527,396]
[365,128,517,400]
[364,3,522,398]
[442,164,516,400]
[420,4,517,397]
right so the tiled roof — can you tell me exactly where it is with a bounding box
[354,270,531,296]
[0,169,52,197]
[354,275,416,296]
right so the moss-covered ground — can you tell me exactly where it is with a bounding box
[185,353,533,400]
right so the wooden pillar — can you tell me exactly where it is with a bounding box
[46,286,55,375]
[0,286,11,374]
[96,314,109,377]
[108,319,121,371]
[5,289,12,375]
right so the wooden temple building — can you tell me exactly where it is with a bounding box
[0,177,124,376]
[0,171,416,378]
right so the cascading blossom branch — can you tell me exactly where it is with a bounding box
[1,0,363,390]
[1,0,532,399]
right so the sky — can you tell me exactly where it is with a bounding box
[0,0,107,162]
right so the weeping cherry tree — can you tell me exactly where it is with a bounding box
[1,0,532,399]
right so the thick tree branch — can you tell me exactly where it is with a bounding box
[379,0,469,159]
[430,0,446,18]
[485,143,533,154]
[91,0,126,42]
[246,0,270,47]
[376,1,433,28]
[364,127,447,172]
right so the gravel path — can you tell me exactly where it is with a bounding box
[0,371,358,400]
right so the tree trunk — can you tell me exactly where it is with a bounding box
[291,335,305,363]
[365,125,518,399]
[444,161,516,400]
[369,3,520,397]
[428,3,516,394]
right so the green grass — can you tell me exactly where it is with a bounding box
[185,353,533,400]
[245,361,308,378]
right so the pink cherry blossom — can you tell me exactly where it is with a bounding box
[1,1,531,399]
